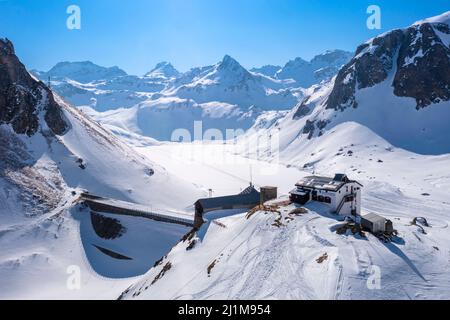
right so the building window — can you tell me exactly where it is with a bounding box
[318,196,324,202]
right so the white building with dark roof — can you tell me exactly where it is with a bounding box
[289,174,362,216]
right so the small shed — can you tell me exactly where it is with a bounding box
[260,186,278,203]
[361,213,387,233]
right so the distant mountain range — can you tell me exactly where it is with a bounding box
[252,50,354,87]
[31,50,352,111]
[34,61,127,83]
[29,50,352,139]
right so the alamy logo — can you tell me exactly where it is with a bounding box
[66,5,81,30]
[366,5,382,30]
[171,121,245,143]
[169,121,280,176]
[366,265,381,290]
[66,265,81,290]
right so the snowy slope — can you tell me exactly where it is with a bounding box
[0,125,200,289]
[0,39,204,299]
[250,11,450,155]
[116,12,450,300]
[120,201,450,300]
[119,133,450,300]
[79,97,264,141]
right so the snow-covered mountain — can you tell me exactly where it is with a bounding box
[40,77,161,112]
[250,50,353,88]
[30,50,355,141]
[33,55,300,119]
[32,62,169,112]
[37,55,302,140]
[255,12,450,155]
[167,55,298,110]
[274,50,354,88]
[80,98,267,142]
[34,61,127,83]
[250,64,282,77]
[144,61,180,80]
[0,38,204,298]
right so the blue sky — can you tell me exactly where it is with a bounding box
[0,0,448,75]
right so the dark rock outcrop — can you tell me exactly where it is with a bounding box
[292,100,311,119]
[0,38,68,136]
[393,23,450,108]
[326,17,450,111]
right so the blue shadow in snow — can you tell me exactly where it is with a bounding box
[382,242,427,282]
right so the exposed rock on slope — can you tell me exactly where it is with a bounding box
[0,38,202,220]
[257,12,450,155]
[327,12,450,110]
[0,38,68,136]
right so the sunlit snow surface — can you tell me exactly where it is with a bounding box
[119,131,450,300]
[1,121,450,299]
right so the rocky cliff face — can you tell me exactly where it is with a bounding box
[0,38,68,136]
[326,13,450,110]
[393,22,450,107]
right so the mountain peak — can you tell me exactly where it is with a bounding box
[276,50,353,87]
[0,39,68,136]
[287,57,309,66]
[145,61,180,79]
[0,38,15,56]
[218,55,243,70]
[215,55,250,77]
[44,61,127,82]
[222,54,236,62]
[250,64,281,77]
[310,50,354,65]
[414,10,450,26]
